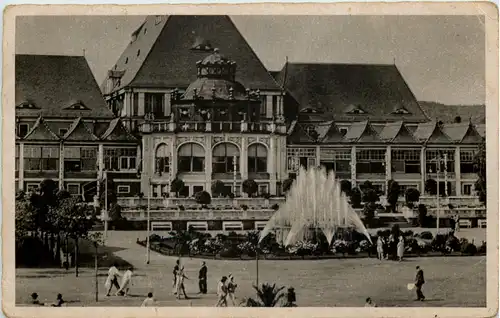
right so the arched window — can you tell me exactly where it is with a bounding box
[213,143,239,173]
[155,144,170,173]
[178,143,205,172]
[248,144,267,173]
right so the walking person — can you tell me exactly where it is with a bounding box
[397,236,405,262]
[117,267,134,296]
[414,266,426,301]
[141,292,155,307]
[365,297,377,307]
[285,287,297,307]
[172,259,180,295]
[105,263,122,296]
[226,274,238,306]
[215,276,228,307]
[454,215,460,232]
[198,261,208,294]
[175,266,190,300]
[376,236,384,260]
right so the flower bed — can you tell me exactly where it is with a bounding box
[137,229,486,260]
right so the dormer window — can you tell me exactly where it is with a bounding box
[392,107,411,115]
[344,104,366,115]
[301,107,318,114]
[16,102,39,109]
[64,101,89,110]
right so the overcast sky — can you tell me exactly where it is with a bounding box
[16,15,485,105]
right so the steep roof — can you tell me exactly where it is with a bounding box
[23,117,60,141]
[379,121,417,143]
[413,121,452,143]
[100,118,138,141]
[63,117,99,141]
[103,15,280,94]
[419,101,485,124]
[343,121,382,143]
[275,63,428,123]
[16,54,114,119]
[441,122,484,144]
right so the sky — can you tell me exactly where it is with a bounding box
[15,15,485,105]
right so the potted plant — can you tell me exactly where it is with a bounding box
[170,178,185,197]
[242,179,258,198]
[195,191,211,209]
[211,180,226,198]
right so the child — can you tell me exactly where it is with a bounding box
[141,292,155,307]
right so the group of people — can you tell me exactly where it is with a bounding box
[376,235,405,261]
[215,274,238,307]
[105,263,134,297]
[29,292,65,307]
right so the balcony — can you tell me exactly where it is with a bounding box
[121,208,275,221]
[419,196,483,208]
[141,120,278,134]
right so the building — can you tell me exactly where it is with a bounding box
[15,16,486,230]
[15,54,140,199]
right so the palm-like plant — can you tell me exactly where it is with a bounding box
[241,283,286,307]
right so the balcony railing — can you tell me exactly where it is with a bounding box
[141,120,280,134]
[121,208,275,221]
[117,196,286,209]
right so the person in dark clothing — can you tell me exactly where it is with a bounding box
[51,293,65,307]
[286,287,297,307]
[30,292,43,305]
[415,266,425,301]
[198,261,207,294]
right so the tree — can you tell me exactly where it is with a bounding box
[242,179,258,198]
[170,178,185,197]
[340,180,352,196]
[425,179,437,195]
[99,178,117,210]
[211,180,226,197]
[405,188,420,208]
[195,191,211,207]
[417,204,428,227]
[282,178,294,194]
[386,180,400,212]
[242,283,286,307]
[49,196,95,277]
[349,188,362,208]
[109,203,123,221]
[474,141,486,206]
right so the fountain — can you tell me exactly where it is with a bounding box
[259,166,372,246]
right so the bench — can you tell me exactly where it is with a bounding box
[151,221,172,231]
[222,221,244,231]
[458,219,472,228]
[187,221,208,231]
[254,221,268,231]
[478,219,487,228]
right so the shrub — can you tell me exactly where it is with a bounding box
[349,188,362,208]
[242,179,258,197]
[178,205,185,211]
[271,203,280,210]
[228,192,235,199]
[211,180,226,197]
[405,188,420,208]
[362,189,379,204]
[282,178,295,194]
[241,204,248,211]
[387,180,400,212]
[340,180,352,196]
[461,243,477,256]
[195,191,211,206]
[170,178,185,197]
[419,231,433,240]
[478,241,486,254]
[219,246,241,258]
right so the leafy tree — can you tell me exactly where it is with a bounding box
[405,188,420,208]
[195,191,211,206]
[49,196,95,277]
[242,283,286,307]
[211,180,226,197]
[15,199,37,241]
[360,180,374,192]
[425,179,437,195]
[170,178,185,197]
[340,180,352,195]
[362,189,379,204]
[109,203,123,221]
[417,204,428,227]
[349,188,362,208]
[386,180,400,212]
[473,141,486,206]
[281,178,294,194]
[242,179,258,198]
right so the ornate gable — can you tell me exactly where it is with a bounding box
[63,117,99,141]
[460,124,484,144]
[100,118,138,142]
[23,117,60,141]
[426,123,452,144]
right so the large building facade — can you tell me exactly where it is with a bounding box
[15,16,486,227]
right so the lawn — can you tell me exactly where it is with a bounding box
[16,254,486,307]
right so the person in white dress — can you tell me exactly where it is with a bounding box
[105,263,122,296]
[215,276,228,307]
[117,267,134,296]
[376,236,384,260]
[141,292,155,307]
[397,236,405,261]
[175,266,189,300]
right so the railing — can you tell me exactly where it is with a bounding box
[141,120,279,133]
[121,208,275,221]
[117,196,286,209]
[419,196,482,208]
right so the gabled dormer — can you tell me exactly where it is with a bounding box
[379,121,417,143]
[343,121,382,143]
[63,117,99,141]
[344,104,366,115]
[23,116,60,141]
[63,100,90,111]
[391,106,411,115]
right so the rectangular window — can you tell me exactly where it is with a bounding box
[18,124,29,137]
[26,183,39,192]
[463,184,473,196]
[104,148,137,171]
[120,157,137,170]
[286,147,317,172]
[356,149,385,174]
[460,150,475,173]
[392,149,421,173]
[319,149,351,173]
[67,183,80,195]
[133,93,139,116]
[258,184,269,194]
[59,128,68,137]
[260,96,266,117]
[117,185,130,194]
[24,145,59,171]
[272,95,278,116]
[179,186,189,198]
[193,186,204,195]
[426,150,455,173]
[15,145,19,171]
[145,93,164,118]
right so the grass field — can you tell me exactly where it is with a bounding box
[16,230,486,307]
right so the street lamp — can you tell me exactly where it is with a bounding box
[146,178,152,264]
